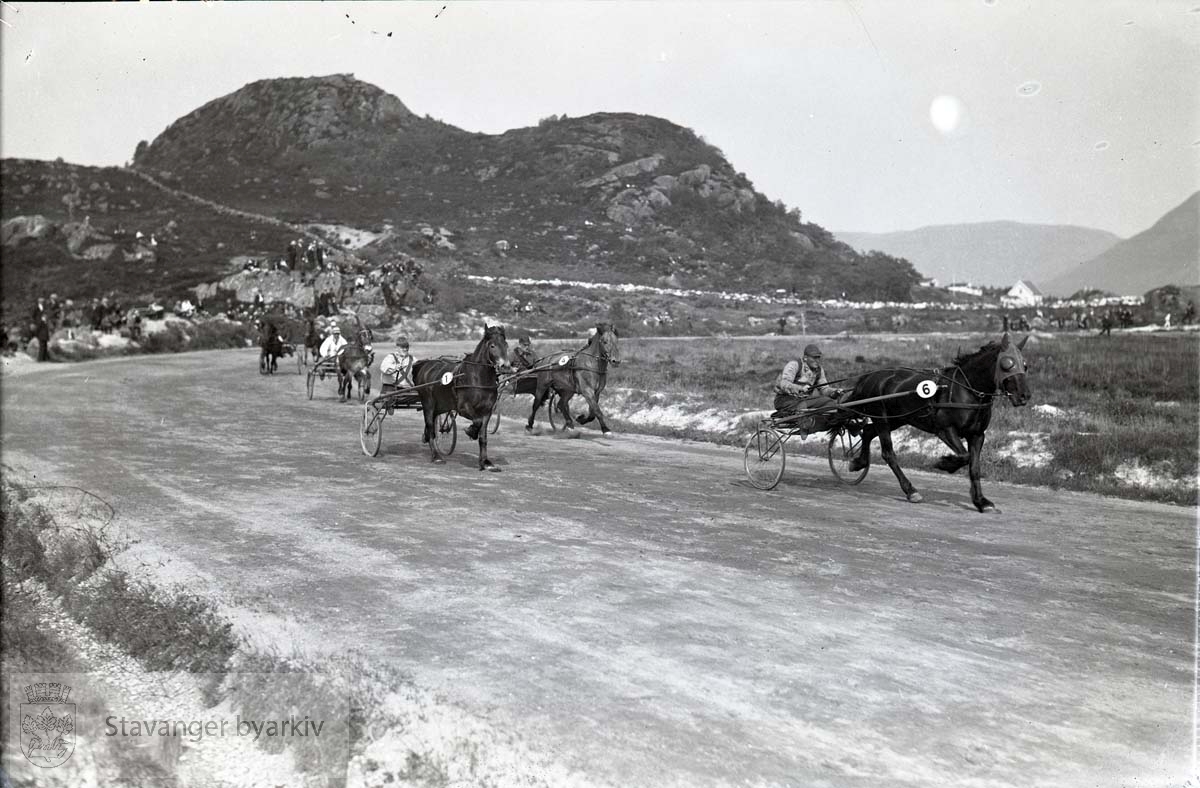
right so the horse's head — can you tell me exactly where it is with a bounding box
[595,322,621,366]
[357,328,374,353]
[995,333,1031,407]
[481,324,511,371]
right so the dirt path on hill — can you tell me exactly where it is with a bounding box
[2,348,1194,787]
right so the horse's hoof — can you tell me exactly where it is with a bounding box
[601,430,613,436]
[978,502,997,513]
[907,492,924,503]
[432,457,445,465]
[848,459,867,473]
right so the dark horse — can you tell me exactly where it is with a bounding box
[412,325,511,470]
[845,333,1030,512]
[258,320,286,374]
[303,318,321,365]
[337,327,374,403]
[522,323,621,434]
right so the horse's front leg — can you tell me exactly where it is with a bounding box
[934,427,969,473]
[476,417,500,472]
[967,433,995,512]
[878,429,922,503]
[578,390,612,435]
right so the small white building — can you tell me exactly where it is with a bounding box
[1001,280,1044,308]
[947,283,984,297]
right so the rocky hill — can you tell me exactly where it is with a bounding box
[835,222,1121,288]
[3,74,923,321]
[129,74,919,299]
[1041,192,1200,297]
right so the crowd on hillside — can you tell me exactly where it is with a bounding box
[998,304,1195,333]
[2,292,207,360]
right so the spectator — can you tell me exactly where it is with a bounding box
[31,296,47,326]
[34,318,50,362]
[1182,301,1196,326]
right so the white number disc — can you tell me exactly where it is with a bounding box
[558,355,571,366]
[916,379,937,399]
[440,372,454,386]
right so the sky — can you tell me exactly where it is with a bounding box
[1,1,1197,238]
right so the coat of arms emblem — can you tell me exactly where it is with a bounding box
[20,682,75,768]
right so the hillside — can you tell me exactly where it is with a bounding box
[0,159,305,314]
[835,222,1120,288]
[126,73,919,299]
[1041,192,1200,297]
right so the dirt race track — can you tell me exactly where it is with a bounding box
[2,346,1195,787]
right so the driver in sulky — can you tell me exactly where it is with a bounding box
[772,343,848,433]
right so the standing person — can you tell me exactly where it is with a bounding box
[379,336,415,413]
[34,317,50,362]
[1099,311,1114,337]
[772,343,846,432]
[31,296,47,326]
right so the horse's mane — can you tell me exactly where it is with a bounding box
[952,341,1002,368]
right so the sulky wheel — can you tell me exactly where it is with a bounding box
[433,412,457,456]
[306,370,316,400]
[744,427,786,490]
[360,403,383,457]
[828,427,868,485]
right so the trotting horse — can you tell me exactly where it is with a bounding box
[524,323,621,434]
[845,333,1030,512]
[412,325,511,470]
[258,320,285,374]
[337,327,374,403]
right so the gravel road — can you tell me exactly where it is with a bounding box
[2,347,1194,787]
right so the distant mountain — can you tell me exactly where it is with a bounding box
[835,222,1120,288]
[1041,192,1200,297]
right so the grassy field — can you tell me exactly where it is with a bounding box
[568,331,1199,505]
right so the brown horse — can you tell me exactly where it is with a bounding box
[337,327,374,403]
[412,325,511,470]
[524,323,621,434]
[845,333,1031,512]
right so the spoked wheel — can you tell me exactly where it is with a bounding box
[828,426,868,485]
[360,403,383,457]
[306,370,316,400]
[433,412,457,456]
[744,427,787,490]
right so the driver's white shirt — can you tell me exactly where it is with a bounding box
[319,335,347,358]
